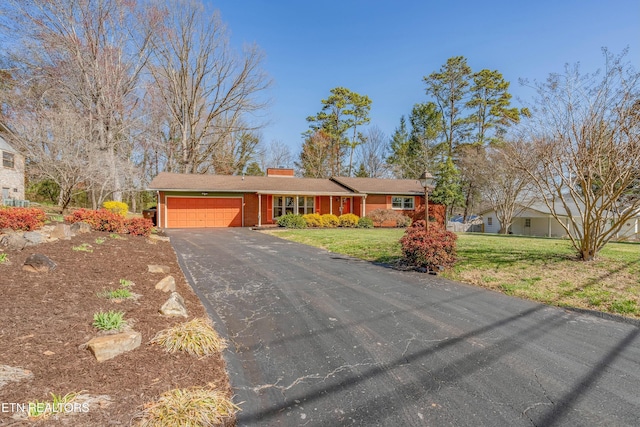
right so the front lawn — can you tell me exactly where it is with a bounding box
[267,229,640,318]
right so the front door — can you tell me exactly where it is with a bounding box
[341,197,351,215]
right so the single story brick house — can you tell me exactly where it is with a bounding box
[0,135,25,204]
[148,168,428,228]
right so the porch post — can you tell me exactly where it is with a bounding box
[548,216,552,237]
[362,195,366,217]
[330,196,333,216]
[258,194,262,227]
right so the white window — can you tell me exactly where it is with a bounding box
[2,152,14,169]
[297,196,314,215]
[487,217,493,226]
[391,196,414,210]
[273,196,315,218]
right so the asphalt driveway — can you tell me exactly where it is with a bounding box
[168,228,640,426]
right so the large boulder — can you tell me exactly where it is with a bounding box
[70,222,92,234]
[49,223,74,240]
[23,232,45,246]
[86,331,142,362]
[160,292,188,317]
[148,264,170,274]
[155,275,176,293]
[0,233,28,251]
[22,254,57,273]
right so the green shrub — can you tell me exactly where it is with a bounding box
[358,217,374,229]
[0,207,47,231]
[102,200,128,217]
[400,220,458,271]
[276,213,307,228]
[339,213,360,228]
[321,214,339,228]
[303,213,323,228]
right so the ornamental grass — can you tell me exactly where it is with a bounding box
[150,318,227,357]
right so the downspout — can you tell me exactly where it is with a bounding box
[548,216,551,237]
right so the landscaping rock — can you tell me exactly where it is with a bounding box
[22,254,57,273]
[148,234,170,243]
[155,275,176,292]
[0,233,28,251]
[148,264,170,274]
[49,223,74,240]
[23,231,44,246]
[0,365,33,389]
[70,222,92,234]
[86,331,142,362]
[160,292,188,317]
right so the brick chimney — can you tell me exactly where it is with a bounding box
[266,168,295,177]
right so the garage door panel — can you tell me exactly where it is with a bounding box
[167,197,242,228]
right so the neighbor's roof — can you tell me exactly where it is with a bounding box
[0,135,18,154]
[148,172,354,195]
[330,176,425,195]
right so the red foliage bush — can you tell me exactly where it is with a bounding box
[408,203,446,227]
[65,209,154,236]
[124,217,154,236]
[367,209,411,227]
[400,220,458,270]
[0,207,47,231]
[65,208,126,233]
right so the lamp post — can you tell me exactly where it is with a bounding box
[419,170,436,231]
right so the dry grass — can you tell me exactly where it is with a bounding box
[138,386,239,427]
[150,318,227,357]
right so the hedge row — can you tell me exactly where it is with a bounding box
[65,209,154,236]
[276,213,374,229]
[0,207,47,231]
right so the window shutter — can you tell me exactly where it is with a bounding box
[386,195,392,208]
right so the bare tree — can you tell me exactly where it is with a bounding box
[2,0,159,203]
[258,139,294,170]
[148,0,271,174]
[479,143,533,233]
[518,49,640,260]
[356,126,390,178]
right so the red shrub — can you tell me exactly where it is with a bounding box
[400,220,458,270]
[408,204,446,227]
[367,209,411,227]
[65,208,126,233]
[125,217,154,236]
[0,207,47,231]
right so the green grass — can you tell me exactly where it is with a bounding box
[92,310,126,331]
[72,243,93,252]
[266,229,640,318]
[28,392,80,419]
[0,253,7,263]
[273,228,404,263]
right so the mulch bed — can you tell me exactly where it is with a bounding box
[0,230,232,426]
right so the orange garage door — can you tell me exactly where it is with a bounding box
[167,197,242,228]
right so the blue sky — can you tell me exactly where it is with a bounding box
[211,0,640,156]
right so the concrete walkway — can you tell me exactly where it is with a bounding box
[168,228,640,426]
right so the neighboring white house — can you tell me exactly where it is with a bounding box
[0,135,25,204]
[481,201,639,241]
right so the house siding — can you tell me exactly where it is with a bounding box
[0,149,25,202]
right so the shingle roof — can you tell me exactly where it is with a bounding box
[330,176,425,195]
[148,172,354,195]
[0,135,18,154]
